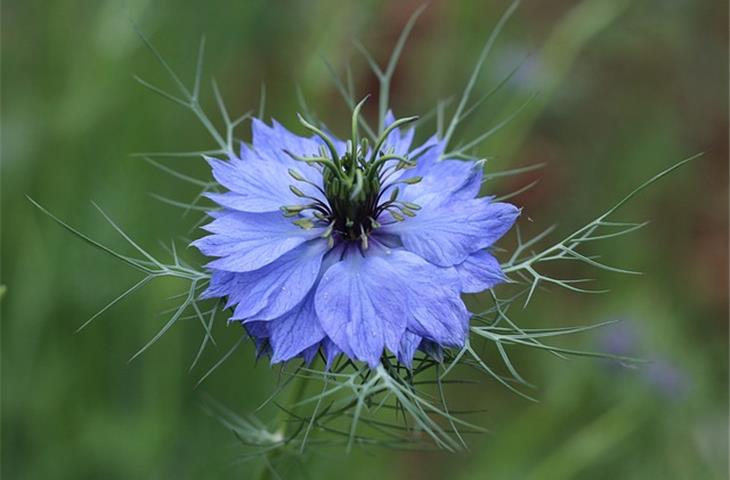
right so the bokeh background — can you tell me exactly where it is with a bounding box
[3,0,728,478]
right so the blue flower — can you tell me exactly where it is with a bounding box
[193,110,519,368]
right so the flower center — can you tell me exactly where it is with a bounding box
[280,98,425,249]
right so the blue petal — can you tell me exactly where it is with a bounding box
[409,134,443,164]
[274,120,347,158]
[252,118,321,162]
[456,250,506,293]
[299,344,320,365]
[243,321,270,358]
[248,244,344,364]
[205,154,322,213]
[245,320,269,339]
[205,118,346,214]
[252,118,346,163]
[268,291,326,364]
[396,333,449,367]
[202,269,235,300]
[315,246,469,366]
[385,326,453,368]
[403,160,482,206]
[397,331,422,368]
[381,197,519,267]
[321,338,341,368]
[203,239,327,321]
[314,247,410,367]
[419,339,444,363]
[384,111,415,156]
[193,210,325,272]
[381,249,468,346]
[397,138,483,205]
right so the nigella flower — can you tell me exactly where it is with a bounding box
[193,102,520,368]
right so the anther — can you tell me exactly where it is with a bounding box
[281,205,306,217]
[389,210,405,222]
[289,185,307,197]
[401,176,422,185]
[293,218,315,230]
[288,168,306,181]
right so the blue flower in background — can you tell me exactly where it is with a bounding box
[193,108,519,368]
[597,318,691,401]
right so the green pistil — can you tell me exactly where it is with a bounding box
[285,99,423,245]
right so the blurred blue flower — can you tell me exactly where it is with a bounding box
[597,319,638,359]
[193,112,519,368]
[644,360,690,399]
[598,318,691,400]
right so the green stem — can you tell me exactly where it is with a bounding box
[378,79,389,134]
[256,373,310,480]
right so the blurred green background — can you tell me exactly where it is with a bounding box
[2,0,728,478]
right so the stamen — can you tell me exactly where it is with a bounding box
[400,207,416,217]
[287,168,328,197]
[289,185,307,197]
[293,218,315,229]
[388,209,405,222]
[359,225,369,250]
[321,221,335,239]
[281,205,306,217]
[287,168,306,182]
[279,111,426,242]
[399,176,423,185]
